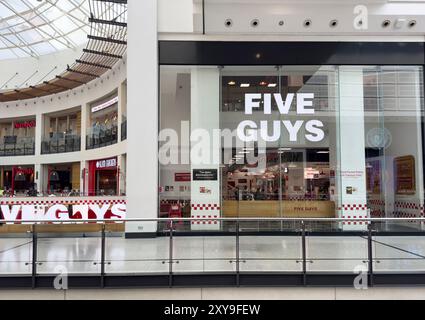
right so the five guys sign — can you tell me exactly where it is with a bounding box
[0,202,126,223]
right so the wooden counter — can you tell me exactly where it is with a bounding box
[0,223,125,234]
[222,200,335,218]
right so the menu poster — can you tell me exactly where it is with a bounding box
[395,155,415,195]
[193,169,218,181]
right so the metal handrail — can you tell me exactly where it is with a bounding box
[0,217,424,224]
[0,215,422,288]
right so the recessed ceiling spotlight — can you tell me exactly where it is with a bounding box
[408,20,416,28]
[259,81,267,86]
[228,81,236,86]
[251,19,259,27]
[330,19,338,28]
[267,83,277,87]
[240,83,250,88]
[382,20,391,28]
[278,20,284,26]
[224,19,233,27]
[304,19,312,27]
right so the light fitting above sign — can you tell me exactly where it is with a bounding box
[91,96,119,113]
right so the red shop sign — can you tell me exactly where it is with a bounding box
[95,157,117,169]
[175,172,191,182]
[15,168,34,175]
[14,120,36,129]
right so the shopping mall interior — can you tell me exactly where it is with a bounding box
[1,0,425,299]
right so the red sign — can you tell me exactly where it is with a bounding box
[14,120,36,129]
[15,168,34,175]
[175,172,191,182]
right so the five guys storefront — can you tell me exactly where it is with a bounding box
[88,157,119,196]
[158,41,425,233]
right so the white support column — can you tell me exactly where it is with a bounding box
[35,113,42,156]
[126,0,158,235]
[34,163,42,194]
[117,154,126,196]
[81,103,88,151]
[117,82,123,142]
[338,66,368,231]
[190,67,221,230]
[80,160,89,196]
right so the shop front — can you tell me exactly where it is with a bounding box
[86,94,118,150]
[0,118,36,157]
[158,41,425,232]
[88,157,119,196]
[41,108,81,154]
[0,165,35,196]
[45,162,80,195]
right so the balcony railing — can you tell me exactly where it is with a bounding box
[1,217,425,288]
[0,137,35,157]
[41,135,81,154]
[86,126,118,150]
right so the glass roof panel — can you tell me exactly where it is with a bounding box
[0,0,90,60]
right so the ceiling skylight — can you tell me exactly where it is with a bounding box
[0,0,91,60]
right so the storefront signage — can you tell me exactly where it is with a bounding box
[14,120,36,129]
[95,157,117,169]
[237,93,324,143]
[193,169,218,181]
[91,96,119,113]
[0,203,126,223]
[15,167,34,175]
[175,172,191,182]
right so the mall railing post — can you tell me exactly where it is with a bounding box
[169,219,174,288]
[31,225,37,289]
[301,220,307,286]
[100,223,106,288]
[236,220,240,287]
[367,221,374,287]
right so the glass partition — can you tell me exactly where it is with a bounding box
[159,65,424,233]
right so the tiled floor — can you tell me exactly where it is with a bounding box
[1,235,425,275]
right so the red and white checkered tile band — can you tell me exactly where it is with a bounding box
[191,203,220,224]
[190,214,219,225]
[0,199,126,205]
[367,200,385,218]
[342,215,369,225]
[337,204,368,211]
[393,201,425,218]
[191,204,221,210]
[395,201,420,210]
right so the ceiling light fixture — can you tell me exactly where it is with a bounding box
[251,19,259,27]
[330,19,338,28]
[240,83,250,88]
[408,20,416,28]
[267,83,277,87]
